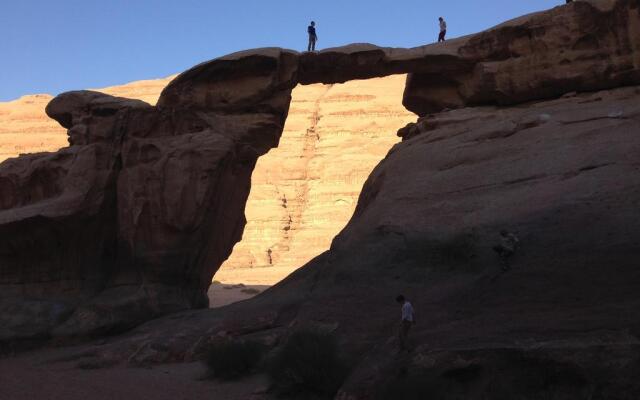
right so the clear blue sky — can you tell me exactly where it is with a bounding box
[1,0,562,101]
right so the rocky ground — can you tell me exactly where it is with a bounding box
[0,346,269,400]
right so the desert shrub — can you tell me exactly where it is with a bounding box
[204,339,265,380]
[241,287,262,295]
[268,330,349,398]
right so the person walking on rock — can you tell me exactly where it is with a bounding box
[308,21,318,52]
[438,17,447,42]
[396,295,415,352]
[493,230,520,271]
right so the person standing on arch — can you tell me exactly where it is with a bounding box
[308,21,318,52]
[438,17,447,42]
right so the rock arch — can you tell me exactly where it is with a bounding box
[0,0,639,340]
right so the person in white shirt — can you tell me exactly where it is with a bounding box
[438,17,447,42]
[396,295,415,352]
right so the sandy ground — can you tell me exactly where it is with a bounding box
[0,268,293,400]
[0,346,269,400]
[208,266,297,308]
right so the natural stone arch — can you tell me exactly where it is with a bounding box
[0,0,638,341]
[214,75,414,287]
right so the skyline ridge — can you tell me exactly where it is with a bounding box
[1,0,562,101]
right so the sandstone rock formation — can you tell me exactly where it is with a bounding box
[0,94,67,162]
[1,0,639,371]
[0,72,414,303]
[318,82,640,400]
[0,77,174,163]
[403,0,640,115]
[221,75,414,273]
[81,82,640,399]
[0,48,298,340]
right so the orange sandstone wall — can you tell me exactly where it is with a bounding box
[0,74,414,277]
[221,75,415,274]
[0,94,66,161]
[0,77,174,162]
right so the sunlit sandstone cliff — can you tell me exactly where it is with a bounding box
[0,95,65,161]
[221,75,414,273]
[0,78,173,162]
[0,75,412,280]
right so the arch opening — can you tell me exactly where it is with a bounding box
[209,74,416,307]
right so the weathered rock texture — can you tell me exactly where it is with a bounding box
[336,83,640,400]
[1,0,639,368]
[221,75,414,272]
[403,0,640,115]
[0,73,413,292]
[0,77,174,163]
[0,95,67,161]
[0,48,299,340]
[81,82,640,399]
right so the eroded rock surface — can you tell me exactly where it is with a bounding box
[221,75,414,273]
[332,83,640,399]
[404,0,640,115]
[0,77,175,163]
[0,95,66,161]
[0,48,298,340]
[0,72,414,302]
[1,0,639,360]
[92,81,640,400]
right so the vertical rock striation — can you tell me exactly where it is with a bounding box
[221,75,415,273]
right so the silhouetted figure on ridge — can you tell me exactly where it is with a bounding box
[308,21,318,52]
[438,17,447,42]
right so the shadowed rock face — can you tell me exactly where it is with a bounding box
[93,79,640,400]
[1,0,639,345]
[0,51,298,339]
[403,0,640,115]
[220,75,415,274]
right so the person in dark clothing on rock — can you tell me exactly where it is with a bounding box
[308,21,318,52]
[493,230,520,271]
[438,17,447,42]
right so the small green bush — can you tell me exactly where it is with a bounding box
[268,330,349,398]
[204,339,265,380]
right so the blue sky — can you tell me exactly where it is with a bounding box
[1,0,562,101]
